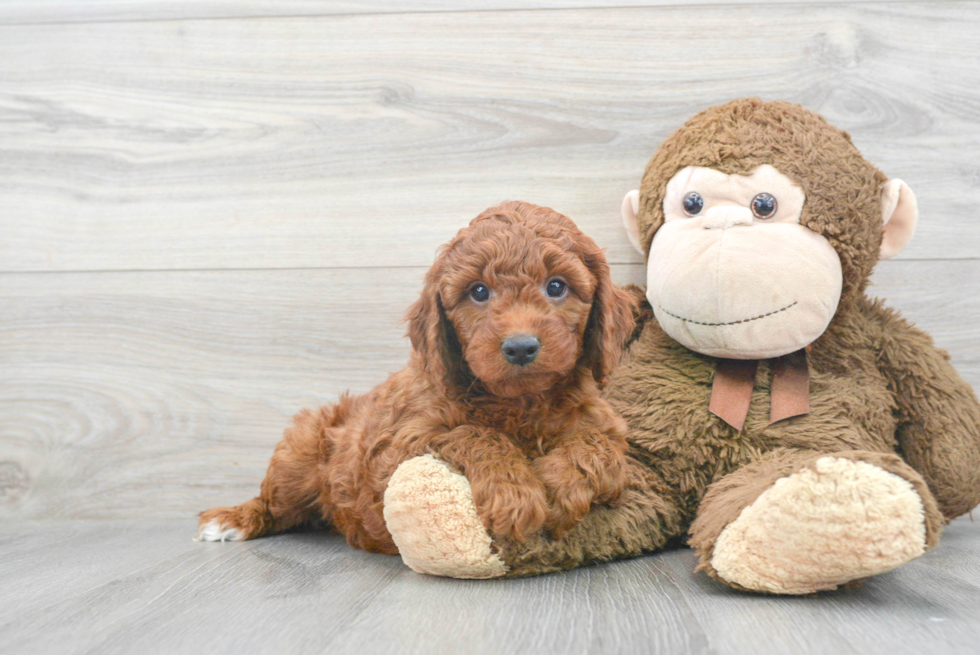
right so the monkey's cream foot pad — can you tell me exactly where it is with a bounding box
[383,454,507,579]
[711,457,928,595]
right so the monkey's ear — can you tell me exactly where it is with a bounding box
[879,179,918,260]
[621,190,644,255]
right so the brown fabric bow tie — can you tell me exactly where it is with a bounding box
[708,349,810,431]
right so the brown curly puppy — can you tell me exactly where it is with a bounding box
[197,201,636,552]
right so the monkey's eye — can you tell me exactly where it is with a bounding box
[751,193,778,219]
[469,283,490,302]
[682,192,704,216]
[545,277,568,298]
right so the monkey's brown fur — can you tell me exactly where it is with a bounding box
[198,201,636,549]
[488,99,980,584]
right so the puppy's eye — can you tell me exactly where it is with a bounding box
[545,278,567,298]
[682,192,704,216]
[469,283,490,302]
[751,192,778,219]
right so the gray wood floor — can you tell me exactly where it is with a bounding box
[2,1,980,652]
[1,517,979,655]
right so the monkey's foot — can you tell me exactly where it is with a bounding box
[710,456,927,594]
[383,454,507,579]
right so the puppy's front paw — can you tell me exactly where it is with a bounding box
[534,450,628,540]
[541,478,596,540]
[471,476,548,542]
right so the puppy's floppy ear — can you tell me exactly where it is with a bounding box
[406,271,471,392]
[581,250,637,384]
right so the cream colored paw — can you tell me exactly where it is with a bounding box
[711,457,927,595]
[383,454,507,579]
[195,519,243,542]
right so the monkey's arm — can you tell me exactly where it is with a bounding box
[875,303,980,520]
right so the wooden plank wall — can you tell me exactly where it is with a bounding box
[1,1,977,520]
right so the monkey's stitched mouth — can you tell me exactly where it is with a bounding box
[660,301,798,327]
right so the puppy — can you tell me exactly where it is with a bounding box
[197,201,636,551]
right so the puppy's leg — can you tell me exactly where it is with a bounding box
[533,429,629,539]
[197,406,334,542]
[433,426,549,542]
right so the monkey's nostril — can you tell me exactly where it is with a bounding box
[702,206,754,230]
[501,335,540,367]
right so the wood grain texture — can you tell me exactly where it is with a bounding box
[0,517,978,655]
[1,260,976,520]
[0,0,905,25]
[1,2,979,272]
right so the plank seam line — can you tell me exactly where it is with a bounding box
[0,256,975,276]
[0,0,951,28]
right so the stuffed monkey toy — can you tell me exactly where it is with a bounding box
[383,99,980,593]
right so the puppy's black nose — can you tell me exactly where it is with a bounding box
[501,335,540,366]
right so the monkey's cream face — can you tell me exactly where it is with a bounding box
[646,165,842,359]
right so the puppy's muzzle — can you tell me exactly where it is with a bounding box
[501,335,540,367]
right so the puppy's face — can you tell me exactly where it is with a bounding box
[440,223,597,397]
[408,203,635,399]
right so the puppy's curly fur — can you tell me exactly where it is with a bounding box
[198,201,636,551]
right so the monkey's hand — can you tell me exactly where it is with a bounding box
[877,306,980,520]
